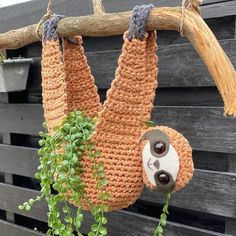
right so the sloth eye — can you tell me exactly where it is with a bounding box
[153,141,166,155]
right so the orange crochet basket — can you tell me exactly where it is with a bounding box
[41,6,194,211]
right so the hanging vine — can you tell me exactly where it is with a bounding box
[19,110,109,236]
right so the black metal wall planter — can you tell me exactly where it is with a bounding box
[0,58,32,92]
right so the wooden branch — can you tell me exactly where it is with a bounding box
[183,0,203,14]
[0,7,235,116]
[92,0,105,14]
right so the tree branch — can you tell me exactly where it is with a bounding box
[0,7,235,116]
[92,0,105,14]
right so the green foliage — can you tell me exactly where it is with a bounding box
[145,120,155,128]
[154,193,171,236]
[19,110,109,236]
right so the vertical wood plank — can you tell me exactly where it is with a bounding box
[225,217,236,235]
[0,94,14,223]
[225,154,236,234]
[226,16,236,234]
[228,155,236,173]
[234,16,236,38]
[225,8,235,219]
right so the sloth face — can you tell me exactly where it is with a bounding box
[140,126,194,193]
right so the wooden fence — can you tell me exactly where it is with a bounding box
[0,0,236,235]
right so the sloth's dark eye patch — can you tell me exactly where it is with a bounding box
[157,172,170,185]
[153,141,166,155]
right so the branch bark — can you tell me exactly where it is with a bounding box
[92,0,105,14]
[0,7,235,116]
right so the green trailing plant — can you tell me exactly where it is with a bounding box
[145,120,156,128]
[154,193,171,236]
[19,110,109,236]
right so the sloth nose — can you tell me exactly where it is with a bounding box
[156,172,170,185]
[153,160,160,169]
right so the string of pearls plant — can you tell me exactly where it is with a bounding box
[19,110,109,236]
[154,193,171,236]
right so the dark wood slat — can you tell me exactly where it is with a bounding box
[0,184,48,223]
[204,0,234,4]
[67,0,93,16]
[0,144,38,178]
[103,0,180,11]
[0,183,229,236]
[235,15,236,38]
[90,39,235,89]
[202,0,236,19]
[0,104,44,135]
[193,151,230,172]
[0,145,235,219]
[8,87,224,107]
[154,87,223,107]
[1,0,235,33]
[0,94,15,223]
[103,0,235,17]
[0,105,236,153]
[153,106,236,153]
[226,153,236,234]
[0,143,231,177]
[82,210,228,236]
[229,154,236,173]
[225,218,236,235]
[0,220,44,236]
[0,0,92,33]
[141,169,236,219]
[11,87,224,107]
[25,39,236,90]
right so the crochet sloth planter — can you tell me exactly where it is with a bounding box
[41,6,194,211]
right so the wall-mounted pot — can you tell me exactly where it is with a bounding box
[0,58,32,92]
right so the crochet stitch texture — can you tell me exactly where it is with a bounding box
[41,5,193,211]
[41,7,158,210]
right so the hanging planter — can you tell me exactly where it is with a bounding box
[0,58,32,92]
[19,6,194,236]
[15,0,236,235]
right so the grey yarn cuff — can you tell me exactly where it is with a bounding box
[43,15,65,42]
[43,15,81,45]
[127,4,154,41]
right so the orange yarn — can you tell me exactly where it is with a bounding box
[41,31,158,210]
[63,37,102,117]
[41,8,193,210]
[82,31,158,210]
[41,40,68,133]
[41,37,101,134]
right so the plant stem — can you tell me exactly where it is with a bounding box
[154,193,171,236]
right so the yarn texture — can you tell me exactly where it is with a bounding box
[42,16,101,134]
[83,30,158,210]
[41,6,158,211]
[41,5,194,211]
